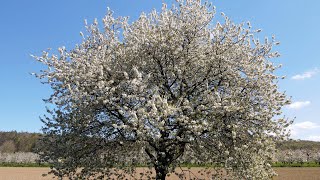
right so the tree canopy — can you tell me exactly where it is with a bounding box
[34,0,291,179]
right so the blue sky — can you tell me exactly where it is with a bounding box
[0,0,319,141]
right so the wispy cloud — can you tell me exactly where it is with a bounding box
[291,121,320,130]
[287,101,310,109]
[291,68,319,80]
[306,135,320,142]
[290,121,320,139]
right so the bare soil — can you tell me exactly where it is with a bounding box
[273,167,320,180]
[0,167,319,180]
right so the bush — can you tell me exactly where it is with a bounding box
[0,152,39,163]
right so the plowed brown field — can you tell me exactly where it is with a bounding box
[0,167,319,180]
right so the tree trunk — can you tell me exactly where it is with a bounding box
[155,165,168,180]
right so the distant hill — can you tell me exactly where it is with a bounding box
[0,131,319,153]
[0,131,40,153]
[277,139,320,150]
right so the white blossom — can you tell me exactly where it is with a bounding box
[33,1,291,179]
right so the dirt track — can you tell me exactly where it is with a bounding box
[0,167,320,180]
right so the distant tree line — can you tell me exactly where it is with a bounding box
[1,131,320,153]
[1,131,320,166]
[276,140,320,151]
[0,131,40,153]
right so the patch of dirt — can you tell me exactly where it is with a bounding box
[0,167,319,180]
[273,167,320,180]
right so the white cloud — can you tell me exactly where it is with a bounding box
[306,135,320,142]
[287,101,310,109]
[291,121,320,130]
[291,68,319,80]
[289,121,320,140]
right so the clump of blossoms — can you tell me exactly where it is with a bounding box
[33,0,292,179]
